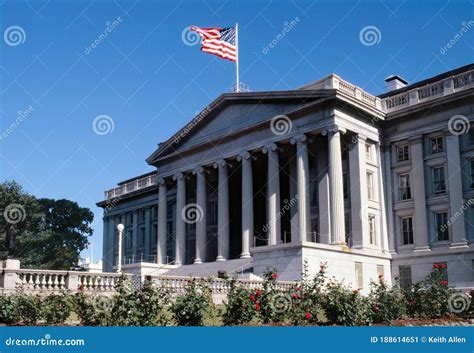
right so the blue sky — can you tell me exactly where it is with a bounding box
[1,0,473,261]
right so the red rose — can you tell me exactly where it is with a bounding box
[249,294,255,302]
[441,263,447,269]
[292,293,299,300]
[433,263,439,269]
[296,287,301,291]
[271,273,278,279]
[305,312,311,319]
[255,290,262,296]
[255,303,261,311]
[439,280,448,286]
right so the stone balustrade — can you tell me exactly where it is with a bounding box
[104,173,157,200]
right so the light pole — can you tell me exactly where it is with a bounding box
[116,224,124,273]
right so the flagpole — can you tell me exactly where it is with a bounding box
[235,22,240,92]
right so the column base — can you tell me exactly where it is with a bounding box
[240,252,251,259]
[449,241,469,249]
[413,245,431,252]
[215,256,226,262]
[194,258,203,264]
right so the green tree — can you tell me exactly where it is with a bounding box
[0,181,93,269]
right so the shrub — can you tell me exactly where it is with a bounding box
[133,280,171,326]
[14,292,42,325]
[73,292,111,326]
[0,295,20,324]
[368,276,406,324]
[222,278,255,326]
[322,282,371,326]
[41,292,73,325]
[171,279,212,326]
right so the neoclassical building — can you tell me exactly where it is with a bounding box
[97,63,474,291]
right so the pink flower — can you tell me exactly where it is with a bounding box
[271,273,278,279]
[255,303,261,311]
[292,293,299,300]
[433,263,439,269]
[439,280,448,286]
[255,290,262,296]
[249,294,255,302]
[305,312,311,319]
[296,287,301,291]
[441,263,447,269]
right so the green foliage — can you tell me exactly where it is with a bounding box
[322,281,371,326]
[402,264,451,318]
[41,292,73,325]
[73,292,111,326]
[171,279,212,326]
[251,267,286,324]
[368,276,406,324]
[222,278,255,325]
[0,181,93,270]
[14,292,42,325]
[0,295,20,324]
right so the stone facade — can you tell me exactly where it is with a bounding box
[97,64,474,292]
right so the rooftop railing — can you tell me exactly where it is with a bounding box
[104,174,157,200]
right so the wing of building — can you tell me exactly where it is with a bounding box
[97,63,474,291]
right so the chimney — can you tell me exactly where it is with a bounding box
[384,75,408,92]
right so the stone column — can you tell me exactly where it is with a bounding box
[238,152,253,258]
[214,160,230,261]
[291,134,311,242]
[193,167,207,263]
[377,143,390,252]
[349,133,367,248]
[107,217,116,272]
[383,144,396,253]
[157,179,168,264]
[262,143,281,245]
[132,211,138,260]
[410,136,430,252]
[326,126,346,244]
[144,208,151,261]
[317,140,331,244]
[174,172,186,265]
[116,224,124,272]
[446,132,468,248]
[102,217,110,271]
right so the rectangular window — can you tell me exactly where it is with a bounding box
[365,144,372,161]
[126,230,133,249]
[401,217,414,245]
[139,227,145,247]
[397,145,409,162]
[470,160,474,188]
[128,213,133,225]
[377,265,384,279]
[399,265,412,288]
[399,174,411,200]
[208,201,218,226]
[368,214,376,245]
[151,224,157,247]
[366,172,374,200]
[355,262,363,290]
[432,166,446,194]
[430,136,444,154]
[435,212,449,241]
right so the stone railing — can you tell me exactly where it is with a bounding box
[383,69,474,113]
[104,173,157,200]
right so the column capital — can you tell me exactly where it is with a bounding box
[236,151,251,161]
[158,178,166,186]
[290,134,308,145]
[213,159,227,168]
[322,124,346,136]
[262,143,278,154]
[355,133,368,142]
[173,172,184,181]
[192,166,205,175]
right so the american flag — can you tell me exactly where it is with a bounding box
[190,26,237,62]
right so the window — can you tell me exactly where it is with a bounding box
[399,265,412,288]
[366,172,374,200]
[397,145,409,162]
[435,212,449,241]
[139,209,146,222]
[151,224,157,247]
[377,265,384,279]
[401,217,414,245]
[470,160,474,188]
[151,206,157,220]
[208,201,218,226]
[399,174,411,200]
[365,144,372,161]
[368,214,376,245]
[139,227,145,247]
[126,230,133,249]
[128,213,133,225]
[345,213,351,244]
[430,136,444,154]
[355,262,363,290]
[432,166,446,194]
[343,172,349,199]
